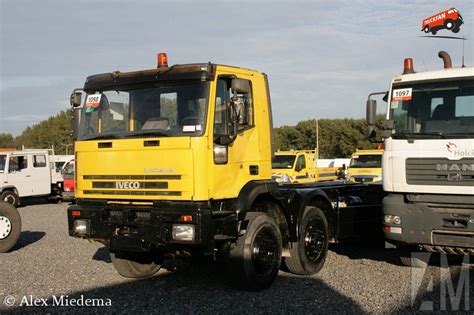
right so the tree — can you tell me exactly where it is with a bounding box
[0,133,15,148]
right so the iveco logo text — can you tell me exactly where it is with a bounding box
[436,164,474,172]
[116,182,140,189]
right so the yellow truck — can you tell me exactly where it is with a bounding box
[272,150,316,183]
[67,53,385,290]
[347,149,383,183]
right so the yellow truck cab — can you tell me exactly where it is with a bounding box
[272,150,316,183]
[67,53,385,291]
[347,149,383,183]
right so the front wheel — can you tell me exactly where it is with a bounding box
[0,202,22,253]
[229,212,282,291]
[444,19,455,30]
[285,206,329,275]
[399,245,428,268]
[1,190,19,207]
[110,251,161,278]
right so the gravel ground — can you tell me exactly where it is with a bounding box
[0,202,472,313]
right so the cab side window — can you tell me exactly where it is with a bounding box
[295,155,305,170]
[214,77,254,136]
[33,155,47,168]
[9,156,28,173]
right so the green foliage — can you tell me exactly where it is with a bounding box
[273,114,385,158]
[0,133,15,148]
[14,110,73,154]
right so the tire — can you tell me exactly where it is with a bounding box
[423,26,430,33]
[431,29,437,35]
[0,202,22,253]
[285,206,329,275]
[229,212,282,291]
[1,190,19,207]
[399,245,428,268]
[452,26,460,33]
[444,19,454,30]
[110,251,161,278]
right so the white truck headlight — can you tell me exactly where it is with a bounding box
[373,175,382,182]
[73,219,90,236]
[384,214,401,225]
[172,224,195,242]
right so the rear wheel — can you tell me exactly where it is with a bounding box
[110,251,161,278]
[0,202,21,253]
[1,190,19,207]
[423,26,430,33]
[285,206,329,275]
[229,212,282,291]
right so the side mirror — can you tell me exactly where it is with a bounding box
[366,99,377,125]
[72,107,82,140]
[70,91,82,107]
[366,99,377,139]
[231,78,250,94]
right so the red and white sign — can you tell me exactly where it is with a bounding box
[85,94,102,108]
[392,88,412,102]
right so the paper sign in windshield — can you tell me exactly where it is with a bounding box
[86,94,102,108]
[392,88,412,102]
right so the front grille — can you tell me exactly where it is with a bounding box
[406,158,474,186]
[83,190,181,196]
[84,175,181,180]
[92,182,168,189]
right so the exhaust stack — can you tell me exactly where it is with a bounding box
[438,51,452,69]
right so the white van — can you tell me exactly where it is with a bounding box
[0,150,65,206]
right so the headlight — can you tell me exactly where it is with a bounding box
[384,214,401,225]
[281,174,291,183]
[73,219,90,236]
[172,224,195,242]
[373,175,382,182]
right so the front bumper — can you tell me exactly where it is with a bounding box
[383,193,474,250]
[67,201,216,252]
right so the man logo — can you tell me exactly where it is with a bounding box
[116,182,140,189]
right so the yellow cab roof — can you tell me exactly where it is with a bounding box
[353,149,384,156]
[275,150,315,156]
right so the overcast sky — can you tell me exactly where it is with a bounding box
[0,0,472,135]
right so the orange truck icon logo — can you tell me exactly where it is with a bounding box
[421,8,463,35]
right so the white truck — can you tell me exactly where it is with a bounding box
[0,150,68,206]
[367,51,474,266]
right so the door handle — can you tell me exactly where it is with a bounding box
[26,175,31,177]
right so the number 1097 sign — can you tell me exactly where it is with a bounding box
[392,88,412,102]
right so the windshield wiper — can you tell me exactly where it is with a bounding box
[394,132,447,139]
[123,130,169,138]
[82,134,124,141]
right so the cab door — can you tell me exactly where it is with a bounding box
[30,154,51,195]
[210,73,260,199]
[6,154,33,197]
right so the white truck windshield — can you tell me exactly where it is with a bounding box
[390,79,474,138]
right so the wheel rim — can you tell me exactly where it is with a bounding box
[447,22,453,28]
[304,218,326,262]
[0,216,12,240]
[251,227,279,277]
[3,194,15,205]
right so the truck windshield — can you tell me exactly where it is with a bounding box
[0,155,5,173]
[272,155,296,169]
[350,155,382,168]
[390,79,474,138]
[79,82,209,140]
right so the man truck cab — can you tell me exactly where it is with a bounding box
[272,150,316,183]
[347,149,383,183]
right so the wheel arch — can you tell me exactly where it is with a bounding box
[0,185,18,196]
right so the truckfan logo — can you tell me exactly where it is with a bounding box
[421,8,463,35]
[446,142,457,153]
[115,181,140,189]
